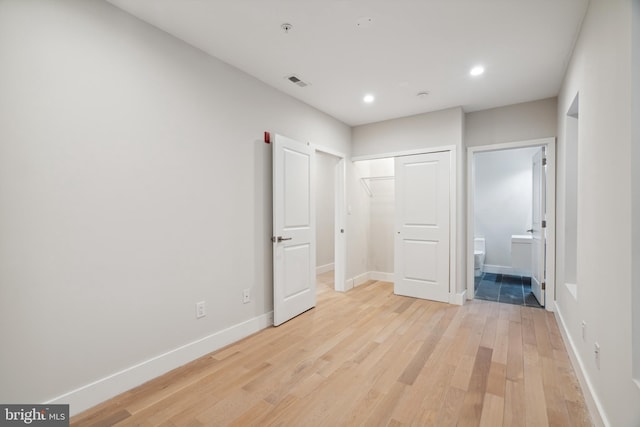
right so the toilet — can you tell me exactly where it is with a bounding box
[474,238,486,277]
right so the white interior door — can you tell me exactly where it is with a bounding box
[531,148,546,306]
[273,134,316,326]
[394,151,451,302]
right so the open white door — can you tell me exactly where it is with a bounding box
[394,151,451,303]
[273,134,316,326]
[531,148,546,306]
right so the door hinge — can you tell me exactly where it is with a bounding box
[542,282,546,290]
[542,220,547,228]
[542,157,547,166]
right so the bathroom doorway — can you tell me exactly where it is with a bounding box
[466,138,556,310]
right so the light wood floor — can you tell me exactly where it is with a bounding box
[71,274,592,426]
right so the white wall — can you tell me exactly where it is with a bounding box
[474,147,539,271]
[632,0,640,388]
[0,0,351,414]
[465,97,558,147]
[352,107,464,158]
[315,152,337,269]
[555,0,640,425]
[564,99,579,285]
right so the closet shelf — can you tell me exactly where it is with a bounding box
[360,176,394,197]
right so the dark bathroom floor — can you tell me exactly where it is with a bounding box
[474,272,543,308]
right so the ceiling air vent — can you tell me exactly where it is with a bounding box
[285,74,310,87]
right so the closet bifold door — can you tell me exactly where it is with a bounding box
[394,151,451,303]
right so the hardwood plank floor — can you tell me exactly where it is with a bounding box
[71,276,592,426]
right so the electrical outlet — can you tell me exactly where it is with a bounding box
[196,301,206,319]
[243,289,250,304]
[594,342,600,369]
[581,321,586,340]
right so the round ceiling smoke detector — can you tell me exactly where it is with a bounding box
[417,91,429,98]
[281,23,293,33]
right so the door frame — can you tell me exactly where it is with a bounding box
[312,144,347,292]
[466,137,556,312]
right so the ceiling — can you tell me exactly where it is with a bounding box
[105,0,588,126]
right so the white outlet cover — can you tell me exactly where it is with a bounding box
[196,301,206,318]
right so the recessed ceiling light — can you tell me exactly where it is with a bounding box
[470,65,485,76]
[363,94,375,103]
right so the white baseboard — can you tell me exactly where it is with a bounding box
[369,271,394,282]
[347,271,394,290]
[45,312,274,417]
[483,264,512,274]
[344,279,354,291]
[483,264,531,277]
[316,263,334,275]
[449,289,466,305]
[351,272,370,288]
[554,305,607,427]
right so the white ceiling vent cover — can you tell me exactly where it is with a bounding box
[285,74,310,87]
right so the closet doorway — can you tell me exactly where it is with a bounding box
[315,151,339,293]
[358,157,395,282]
[353,148,456,303]
[314,147,347,294]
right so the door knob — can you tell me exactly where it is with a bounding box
[277,236,292,242]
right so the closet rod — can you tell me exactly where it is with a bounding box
[360,176,394,197]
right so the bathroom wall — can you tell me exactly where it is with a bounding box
[474,147,540,273]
